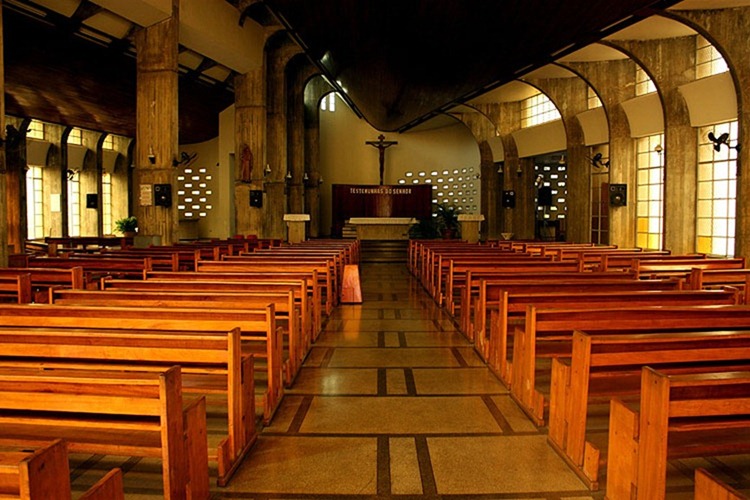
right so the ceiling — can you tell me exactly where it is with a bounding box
[4,0,747,141]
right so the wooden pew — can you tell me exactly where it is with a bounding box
[0,325,255,486]
[0,267,84,302]
[548,329,750,489]
[205,258,336,313]
[0,303,282,425]
[0,366,208,500]
[633,256,746,279]
[462,270,641,340]
[0,274,31,304]
[474,278,682,372]
[0,440,124,500]
[695,468,748,500]
[103,246,201,271]
[9,255,152,282]
[44,236,130,255]
[136,273,319,341]
[509,304,750,426]
[689,267,750,303]
[51,287,304,386]
[607,368,750,500]
[599,253,709,272]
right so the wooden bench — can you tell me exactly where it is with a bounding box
[476,278,683,373]
[695,468,748,500]
[462,270,641,340]
[0,267,85,302]
[0,440,123,500]
[607,367,750,500]
[633,257,746,279]
[136,273,319,341]
[689,267,750,303]
[0,324,255,486]
[9,255,152,282]
[205,258,336,314]
[0,274,31,304]
[599,253,708,272]
[44,236,130,255]
[0,303,282,425]
[51,287,304,385]
[0,366,208,500]
[509,304,750,426]
[548,328,750,489]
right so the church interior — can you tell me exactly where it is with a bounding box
[3,0,750,499]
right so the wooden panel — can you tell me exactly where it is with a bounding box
[331,184,432,234]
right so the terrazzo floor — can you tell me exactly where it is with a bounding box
[67,263,750,499]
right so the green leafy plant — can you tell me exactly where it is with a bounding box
[435,203,461,239]
[408,217,441,239]
[114,216,138,234]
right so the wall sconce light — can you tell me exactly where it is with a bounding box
[654,144,663,155]
[285,170,293,181]
[148,146,156,165]
[303,172,309,181]
[497,164,504,174]
[264,164,271,176]
[516,166,523,177]
[591,152,610,169]
[318,176,324,185]
[708,132,741,152]
[559,155,566,166]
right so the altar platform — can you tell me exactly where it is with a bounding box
[348,217,416,240]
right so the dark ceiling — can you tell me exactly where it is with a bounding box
[260,0,682,132]
[5,0,683,141]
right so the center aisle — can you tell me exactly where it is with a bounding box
[221,263,592,499]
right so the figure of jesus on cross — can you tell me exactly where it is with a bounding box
[365,134,398,185]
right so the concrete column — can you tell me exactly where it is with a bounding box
[304,76,333,237]
[134,4,179,245]
[235,66,266,237]
[612,36,696,254]
[286,57,316,215]
[526,76,589,243]
[671,7,750,259]
[0,3,6,265]
[265,35,302,239]
[566,58,638,248]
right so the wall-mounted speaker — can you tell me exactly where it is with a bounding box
[610,184,627,207]
[154,183,172,207]
[502,190,516,208]
[85,193,98,209]
[537,186,553,207]
[249,190,263,208]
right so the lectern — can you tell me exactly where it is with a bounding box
[457,214,485,243]
[283,214,310,244]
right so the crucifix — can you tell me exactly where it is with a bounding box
[365,134,398,185]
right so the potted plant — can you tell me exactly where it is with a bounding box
[435,203,461,239]
[115,216,138,237]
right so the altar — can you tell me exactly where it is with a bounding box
[348,217,416,240]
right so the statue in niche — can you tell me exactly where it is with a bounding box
[240,144,253,183]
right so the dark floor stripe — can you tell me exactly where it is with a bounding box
[377,309,384,320]
[394,309,402,320]
[287,395,314,433]
[377,368,388,396]
[404,368,417,396]
[398,331,408,347]
[377,331,386,348]
[482,395,514,434]
[432,319,444,331]
[451,347,469,367]
[70,454,105,481]
[320,347,335,367]
[377,435,391,496]
[415,436,438,496]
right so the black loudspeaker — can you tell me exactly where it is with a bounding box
[502,190,516,208]
[610,184,627,207]
[85,193,98,209]
[249,190,263,208]
[538,186,553,207]
[154,184,172,207]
